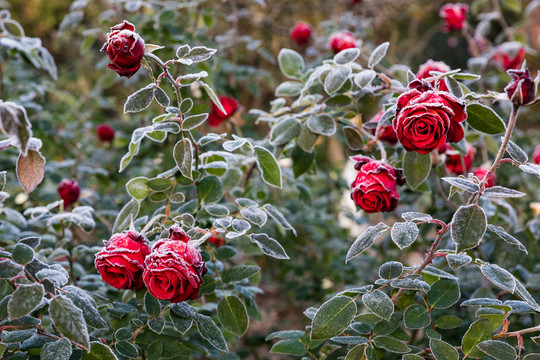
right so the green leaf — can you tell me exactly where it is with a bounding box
[368,42,390,68]
[254,146,282,188]
[217,296,249,336]
[173,138,193,180]
[11,242,34,264]
[430,339,459,360]
[221,265,260,283]
[355,69,377,88]
[462,319,493,358]
[378,261,403,280]
[153,87,170,107]
[346,223,389,263]
[112,199,140,234]
[126,177,150,200]
[0,259,23,279]
[195,313,228,352]
[0,101,32,156]
[506,140,528,163]
[404,151,431,189]
[307,114,337,136]
[343,126,364,150]
[477,340,516,360]
[427,279,460,309]
[487,224,527,253]
[124,84,155,113]
[436,315,463,329]
[240,207,267,227]
[391,222,419,249]
[334,48,361,64]
[270,339,307,356]
[292,145,314,178]
[450,204,487,252]
[263,204,295,233]
[63,286,107,329]
[115,341,139,358]
[196,175,224,203]
[275,81,303,97]
[483,186,525,198]
[362,290,394,321]
[278,49,304,79]
[8,283,44,320]
[199,82,226,114]
[49,295,90,349]
[249,233,290,259]
[41,338,72,360]
[404,304,430,329]
[310,295,357,340]
[148,317,165,334]
[466,104,506,134]
[182,113,208,130]
[446,253,472,270]
[441,177,480,193]
[372,336,410,353]
[297,124,319,152]
[480,264,516,293]
[270,117,301,146]
[145,291,161,318]
[147,178,172,191]
[324,67,351,94]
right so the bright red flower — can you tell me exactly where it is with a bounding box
[442,144,476,175]
[208,96,239,127]
[533,145,540,165]
[473,168,496,188]
[416,60,451,92]
[96,124,115,143]
[57,179,80,208]
[440,3,468,32]
[290,22,312,45]
[493,43,526,71]
[329,31,357,54]
[208,236,224,247]
[505,69,535,105]
[350,156,405,213]
[95,231,150,290]
[101,21,145,78]
[143,226,207,303]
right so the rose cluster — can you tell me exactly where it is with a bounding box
[95,226,207,303]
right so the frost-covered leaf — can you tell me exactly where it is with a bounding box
[310,296,357,340]
[451,204,487,252]
[391,222,419,249]
[346,223,389,262]
[362,290,393,321]
[480,264,516,293]
[124,84,154,113]
[368,42,390,68]
[250,233,290,259]
[487,225,527,254]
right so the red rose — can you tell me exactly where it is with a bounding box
[96,124,115,143]
[493,43,526,71]
[95,231,150,290]
[504,69,535,105]
[393,84,467,154]
[350,156,405,213]
[351,0,363,4]
[440,3,468,33]
[329,31,357,54]
[290,22,312,45]
[369,111,398,145]
[143,226,207,303]
[473,168,496,188]
[533,145,540,165]
[208,96,239,127]
[57,179,80,208]
[442,144,475,175]
[208,236,224,247]
[101,21,145,78]
[416,60,451,92]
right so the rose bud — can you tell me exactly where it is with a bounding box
[290,22,312,46]
[442,144,476,175]
[504,69,535,105]
[473,167,496,188]
[493,43,526,71]
[533,145,540,165]
[439,3,468,33]
[143,227,207,303]
[329,31,357,54]
[393,83,467,154]
[57,179,80,208]
[208,236,224,247]
[95,231,150,290]
[369,111,398,145]
[350,155,405,213]
[416,60,451,92]
[208,95,239,127]
[96,124,115,143]
[100,20,145,78]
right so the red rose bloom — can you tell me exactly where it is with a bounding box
[369,111,398,144]
[329,31,357,54]
[143,226,207,303]
[208,96,239,127]
[393,83,467,154]
[95,231,150,290]
[505,69,535,105]
[96,124,115,143]
[351,0,363,4]
[473,168,496,188]
[57,179,80,208]
[442,144,475,175]
[440,3,468,33]
[350,156,405,213]
[416,60,451,92]
[533,145,540,165]
[493,43,526,71]
[208,236,224,247]
[101,21,145,78]
[290,22,312,45]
